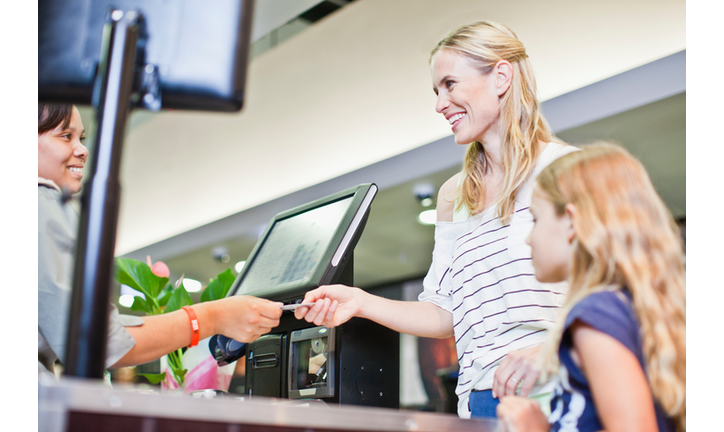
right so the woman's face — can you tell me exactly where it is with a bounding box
[38,106,88,194]
[430,49,502,145]
[526,188,575,283]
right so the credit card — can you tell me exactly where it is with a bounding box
[280,303,316,311]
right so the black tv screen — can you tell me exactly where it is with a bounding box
[38,0,253,112]
[229,183,378,302]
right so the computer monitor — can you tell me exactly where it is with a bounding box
[229,183,378,302]
[38,0,253,111]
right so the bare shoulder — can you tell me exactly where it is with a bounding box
[436,172,461,223]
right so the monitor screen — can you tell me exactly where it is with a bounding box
[230,183,377,302]
[237,197,353,292]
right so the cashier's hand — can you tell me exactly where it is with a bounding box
[496,396,550,432]
[213,295,283,342]
[294,284,362,327]
[492,345,542,398]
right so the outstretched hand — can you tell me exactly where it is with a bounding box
[294,284,363,327]
[492,345,542,398]
[214,295,283,342]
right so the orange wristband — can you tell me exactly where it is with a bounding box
[182,306,200,348]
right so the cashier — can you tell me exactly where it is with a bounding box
[38,103,283,376]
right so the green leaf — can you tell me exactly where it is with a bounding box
[138,372,166,385]
[156,282,174,307]
[201,268,236,302]
[130,296,151,314]
[165,284,193,314]
[172,367,187,385]
[115,258,169,299]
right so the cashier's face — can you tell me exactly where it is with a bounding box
[38,106,88,194]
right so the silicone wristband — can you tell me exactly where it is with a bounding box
[182,306,200,348]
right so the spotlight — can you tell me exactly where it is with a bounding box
[412,183,435,207]
[212,246,231,263]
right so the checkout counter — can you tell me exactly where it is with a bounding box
[40,184,499,431]
[39,375,497,431]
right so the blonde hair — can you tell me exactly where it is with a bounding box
[536,143,686,431]
[430,21,560,223]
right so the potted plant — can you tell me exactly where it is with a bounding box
[114,256,238,392]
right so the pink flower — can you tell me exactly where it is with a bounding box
[146,255,170,278]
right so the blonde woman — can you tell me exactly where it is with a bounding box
[496,143,685,431]
[295,21,576,418]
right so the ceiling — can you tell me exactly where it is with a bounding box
[73,0,686,308]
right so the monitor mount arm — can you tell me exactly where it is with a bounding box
[64,9,160,379]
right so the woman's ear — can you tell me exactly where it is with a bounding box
[564,203,577,244]
[494,60,513,96]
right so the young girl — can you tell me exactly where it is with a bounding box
[495,143,686,431]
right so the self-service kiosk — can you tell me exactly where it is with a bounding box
[212,184,400,408]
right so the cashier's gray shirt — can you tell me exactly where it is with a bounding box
[38,178,143,375]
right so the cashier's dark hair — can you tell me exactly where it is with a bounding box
[38,103,73,134]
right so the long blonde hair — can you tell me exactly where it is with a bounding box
[537,143,686,431]
[430,21,560,223]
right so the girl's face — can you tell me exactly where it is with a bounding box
[38,106,88,194]
[527,188,575,283]
[430,49,503,145]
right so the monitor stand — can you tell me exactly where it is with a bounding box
[243,254,400,408]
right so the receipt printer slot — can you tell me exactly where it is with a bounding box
[252,353,278,368]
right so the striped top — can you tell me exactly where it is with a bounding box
[419,142,576,418]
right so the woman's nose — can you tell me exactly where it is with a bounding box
[435,93,450,114]
[74,141,89,160]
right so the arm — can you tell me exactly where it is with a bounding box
[112,295,283,368]
[571,321,658,432]
[294,175,461,339]
[294,285,454,339]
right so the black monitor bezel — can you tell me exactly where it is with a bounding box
[38,0,253,112]
[228,183,378,302]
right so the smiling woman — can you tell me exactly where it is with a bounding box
[37,104,88,194]
[293,20,578,420]
[37,103,284,380]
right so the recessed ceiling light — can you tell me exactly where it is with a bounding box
[418,209,436,225]
[183,278,203,293]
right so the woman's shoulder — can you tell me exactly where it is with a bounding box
[436,172,462,223]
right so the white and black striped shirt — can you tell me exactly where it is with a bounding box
[419,142,576,418]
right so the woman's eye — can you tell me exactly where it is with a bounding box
[445,80,455,88]
[80,135,86,143]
